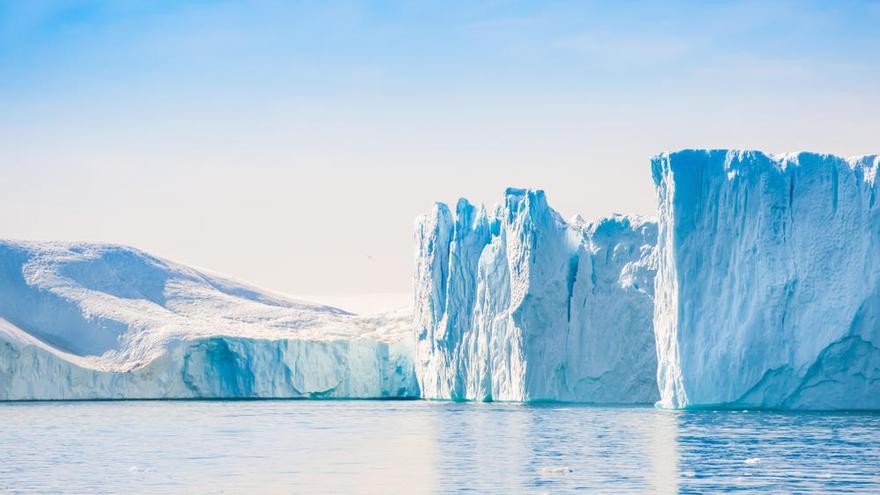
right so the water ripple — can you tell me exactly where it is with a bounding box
[0,401,878,494]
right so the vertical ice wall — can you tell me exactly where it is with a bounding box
[414,189,659,403]
[653,150,880,410]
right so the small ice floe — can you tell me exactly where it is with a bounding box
[681,471,696,478]
[744,458,761,465]
[539,466,573,476]
[129,466,154,474]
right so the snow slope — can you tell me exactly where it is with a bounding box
[653,150,880,410]
[0,241,418,400]
[414,189,658,403]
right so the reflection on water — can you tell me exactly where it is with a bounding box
[0,401,878,494]
[430,404,679,493]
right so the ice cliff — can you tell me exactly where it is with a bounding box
[0,241,418,400]
[414,189,659,403]
[10,149,879,410]
[653,150,880,410]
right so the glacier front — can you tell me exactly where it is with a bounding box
[0,241,418,400]
[414,189,659,403]
[653,150,880,410]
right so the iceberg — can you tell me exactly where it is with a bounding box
[653,150,880,410]
[414,189,659,403]
[0,241,418,400]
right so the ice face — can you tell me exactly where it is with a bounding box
[414,189,659,403]
[0,241,418,400]
[653,150,880,410]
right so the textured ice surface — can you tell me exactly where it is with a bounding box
[414,189,658,403]
[653,150,880,410]
[0,241,418,400]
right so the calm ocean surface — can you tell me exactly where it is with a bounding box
[1,400,878,494]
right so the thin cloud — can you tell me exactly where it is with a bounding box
[553,31,693,66]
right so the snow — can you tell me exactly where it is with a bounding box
[653,150,880,410]
[413,189,659,403]
[0,240,418,400]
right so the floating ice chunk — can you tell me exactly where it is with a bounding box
[539,466,574,476]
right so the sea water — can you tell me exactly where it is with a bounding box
[1,401,878,494]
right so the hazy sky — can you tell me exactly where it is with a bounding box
[2,1,879,311]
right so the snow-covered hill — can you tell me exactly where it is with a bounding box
[0,241,418,400]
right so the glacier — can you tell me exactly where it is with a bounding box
[653,150,880,410]
[0,241,418,400]
[414,189,659,403]
[8,149,880,410]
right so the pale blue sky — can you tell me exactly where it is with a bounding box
[2,1,879,311]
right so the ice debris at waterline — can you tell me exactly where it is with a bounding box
[0,241,418,400]
[653,150,880,410]
[414,189,659,403]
